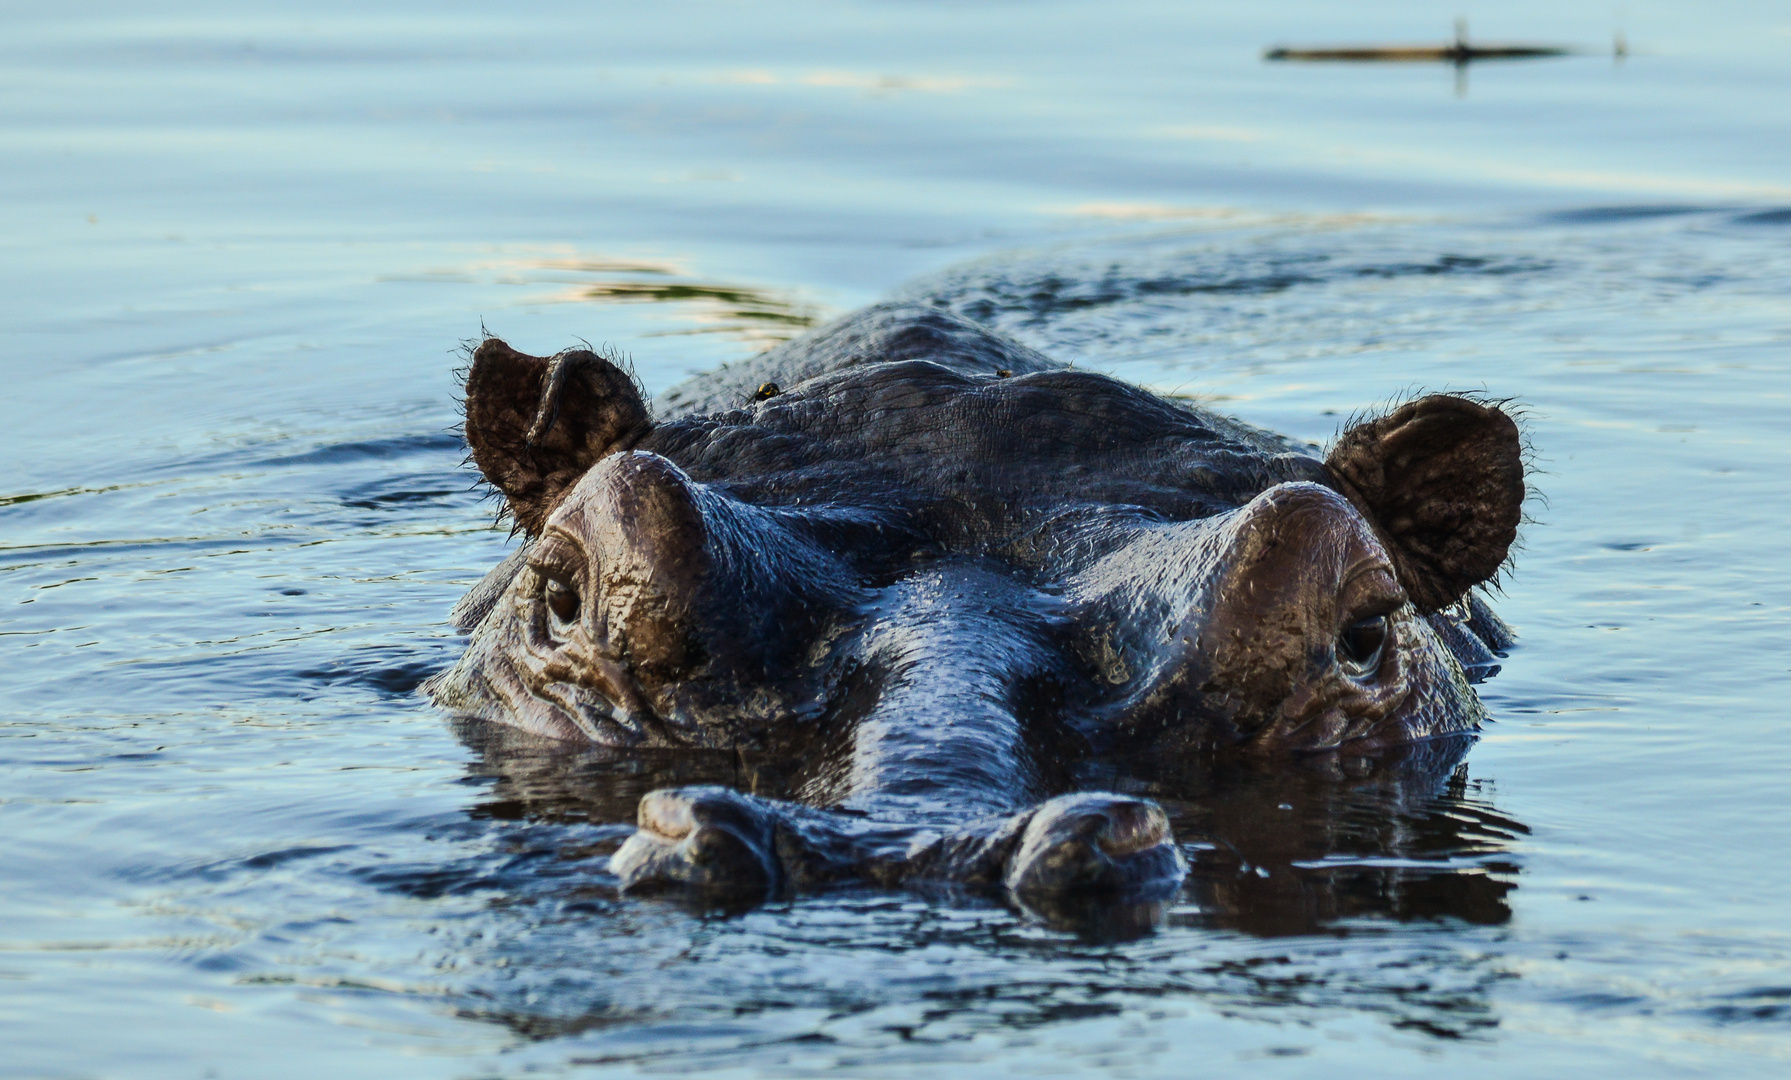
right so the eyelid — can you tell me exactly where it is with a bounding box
[1349,599,1400,623]
[528,537,583,582]
[1339,562,1404,621]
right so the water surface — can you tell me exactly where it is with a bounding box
[4,2,1791,1076]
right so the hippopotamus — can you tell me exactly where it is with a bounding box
[424,302,1524,904]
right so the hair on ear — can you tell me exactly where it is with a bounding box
[1325,393,1526,615]
[462,337,653,536]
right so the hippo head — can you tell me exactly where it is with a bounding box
[425,307,1523,900]
[434,335,1523,761]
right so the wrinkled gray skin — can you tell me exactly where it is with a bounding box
[425,303,1525,905]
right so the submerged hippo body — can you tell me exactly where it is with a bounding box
[426,303,1524,902]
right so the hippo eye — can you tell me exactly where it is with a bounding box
[542,573,580,624]
[1337,614,1389,677]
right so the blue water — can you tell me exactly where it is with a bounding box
[5,2,1791,1076]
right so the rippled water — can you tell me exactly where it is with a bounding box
[5,2,1791,1076]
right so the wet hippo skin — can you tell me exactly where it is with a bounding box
[424,302,1525,906]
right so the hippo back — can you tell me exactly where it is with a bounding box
[654,303,1318,464]
[654,303,1062,419]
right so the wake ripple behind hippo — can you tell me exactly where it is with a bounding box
[425,303,1525,903]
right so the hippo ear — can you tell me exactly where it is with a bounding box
[463,338,653,536]
[1325,395,1525,614]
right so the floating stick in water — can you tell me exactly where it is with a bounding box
[1264,19,1577,63]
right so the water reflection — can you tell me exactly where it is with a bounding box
[1123,736,1525,937]
[388,254,825,346]
[453,719,1522,940]
[520,255,822,345]
[454,718,804,827]
[434,722,1523,1057]
[570,280,820,340]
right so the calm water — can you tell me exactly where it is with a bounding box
[5,1,1791,1076]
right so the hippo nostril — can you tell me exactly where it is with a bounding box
[688,827,748,866]
[616,788,782,895]
[1094,800,1171,857]
[637,789,698,840]
[1002,793,1185,895]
